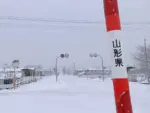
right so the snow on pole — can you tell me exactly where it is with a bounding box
[103,0,133,113]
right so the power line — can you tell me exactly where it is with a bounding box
[0,16,101,24]
[0,16,150,25]
[0,23,150,32]
[0,16,150,31]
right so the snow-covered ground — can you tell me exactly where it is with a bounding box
[0,75,150,113]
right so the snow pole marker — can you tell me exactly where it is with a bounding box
[103,0,133,113]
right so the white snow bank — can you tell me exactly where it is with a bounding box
[0,75,149,113]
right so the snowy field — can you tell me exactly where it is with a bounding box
[0,75,150,113]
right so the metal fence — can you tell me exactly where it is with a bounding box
[0,76,42,90]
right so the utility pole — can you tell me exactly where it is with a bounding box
[144,38,150,83]
[55,57,58,82]
[144,38,148,69]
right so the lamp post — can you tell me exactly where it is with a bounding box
[55,53,69,82]
[89,53,105,81]
[73,60,76,75]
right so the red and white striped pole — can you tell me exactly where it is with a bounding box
[103,0,133,113]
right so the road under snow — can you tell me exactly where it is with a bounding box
[0,75,150,113]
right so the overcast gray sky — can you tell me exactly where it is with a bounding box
[0,0,150,68]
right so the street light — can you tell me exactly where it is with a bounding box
[89,53,105,81]
[55,53,69,82]
[73,60,76,75]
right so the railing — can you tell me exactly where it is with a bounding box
[0,76,42,89]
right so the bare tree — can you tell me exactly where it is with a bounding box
[133,39,150,83]
[133,40,150,69]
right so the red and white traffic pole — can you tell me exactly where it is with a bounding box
[103,0,133,113]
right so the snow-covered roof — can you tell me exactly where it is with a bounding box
[0,68,23,72]
[22,68,36,70]
[0,67,38,72]
[76,68,110,71]
[0,72,22,79]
